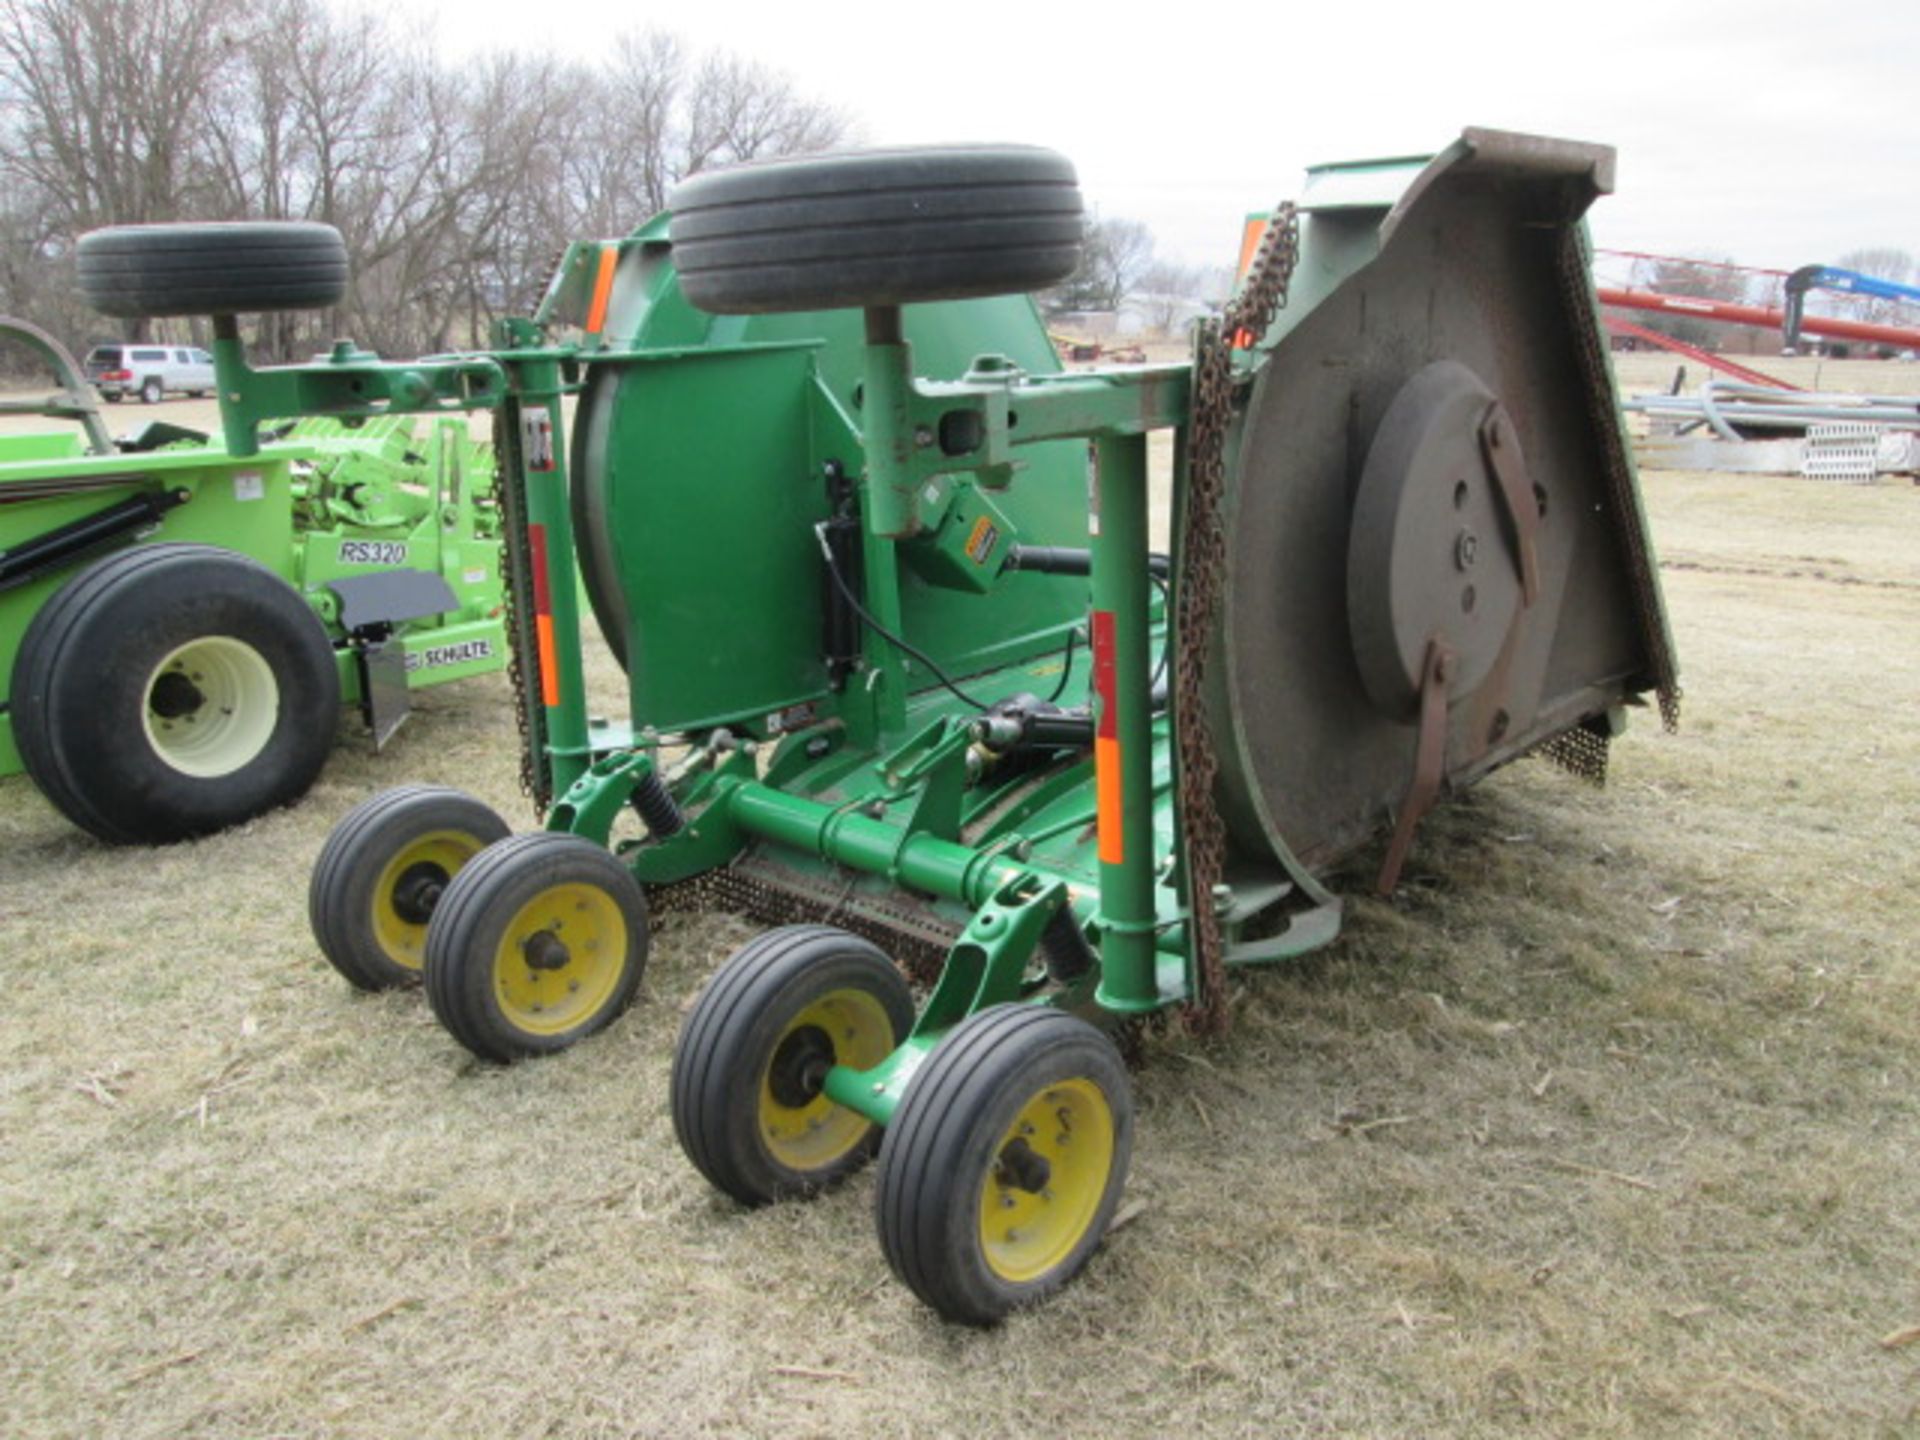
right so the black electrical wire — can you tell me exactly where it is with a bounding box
[1149,573,1171,692]
[1044,624,1079,705]
[814,523,1000,711]
[814,524,1130,718]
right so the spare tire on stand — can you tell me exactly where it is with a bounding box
[668,145,1085,315]
[76,222,348,318]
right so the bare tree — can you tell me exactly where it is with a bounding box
[0,0,246,228]
[682,51,848,181]
[1832,247,1917,327]
[0,3,851,358]
[1049,215,1155,313]
[0,0,252,339]
[1139,260,1229,334]
[1631,253,1749,348]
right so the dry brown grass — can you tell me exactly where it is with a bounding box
[4,388,1919,1436]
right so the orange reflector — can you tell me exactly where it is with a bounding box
[1091,609,1123,865]
[1095,736,1124,865]
[535,614,560,708]
[528,523,561,708]
[584,246,618,335]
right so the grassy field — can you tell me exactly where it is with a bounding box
[2,362,1918,1436]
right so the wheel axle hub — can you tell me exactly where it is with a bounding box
[148,670,205,719]
[994,1136,1052,1195]
[521,928,572,971]
[389,861,450,926]
[767,1024,835,1108]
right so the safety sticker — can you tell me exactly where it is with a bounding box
[232,471,264,502]
[523,411,555,472]
[965,515,1000,566]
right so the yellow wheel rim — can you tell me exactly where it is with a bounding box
[141,637,278,778]
[491,882,629,1036]
[758,989,896,1174]
[978,1077,1115,1284]
[368,829,488,974]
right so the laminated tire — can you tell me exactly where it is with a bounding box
[672,925,915,1206]
[77,222,348,318]
[668,145,1084,314]
[423,833,648,1062]
[310,786,512,991]
[873,1004,1132,1325]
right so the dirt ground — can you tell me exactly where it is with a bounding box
[1,357,1917,1437]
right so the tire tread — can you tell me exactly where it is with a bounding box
[874,1005,1131,1324]
[422,832,648,1062]
[309,785,509,991]
[11,542,335,844]
[671,925,912,1205]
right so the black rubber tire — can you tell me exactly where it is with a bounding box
[11,543,340,844]
[139,377,161,404]
[668,145,1083,315]
[874,1005,1132,1326]
[672,925,915,1206]
[77,222,348,318]
[423,832,648,1063]
[309,785,512,991]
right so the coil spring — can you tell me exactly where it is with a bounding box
[1040,906,1096,984]
[631,770,686,838]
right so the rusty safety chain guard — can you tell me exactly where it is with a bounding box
[1174,203,1300,1033]
[493,406,553,815]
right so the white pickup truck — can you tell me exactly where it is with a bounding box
[83,342,215,402]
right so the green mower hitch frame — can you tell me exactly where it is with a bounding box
[279,128,1679,1323]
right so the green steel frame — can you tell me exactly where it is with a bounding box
[187,233,1330,1113]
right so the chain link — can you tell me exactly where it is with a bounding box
[1174,203,1300,1033]
[492,406,552,816]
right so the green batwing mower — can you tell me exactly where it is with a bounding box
[129,129,1673,1322]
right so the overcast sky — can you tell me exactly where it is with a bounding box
[409,0,1916,277]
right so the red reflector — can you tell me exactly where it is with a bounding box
[528,524,553,616]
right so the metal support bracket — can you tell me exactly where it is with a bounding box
[1377,637,1455,894]
[910,873,1078,1041]
[880,716,974,844]
[1478,402,1540,607]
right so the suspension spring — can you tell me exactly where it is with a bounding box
[630,770,686,838]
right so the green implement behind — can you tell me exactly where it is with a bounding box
[117,127,1678,1324]
[0,301,506,844]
